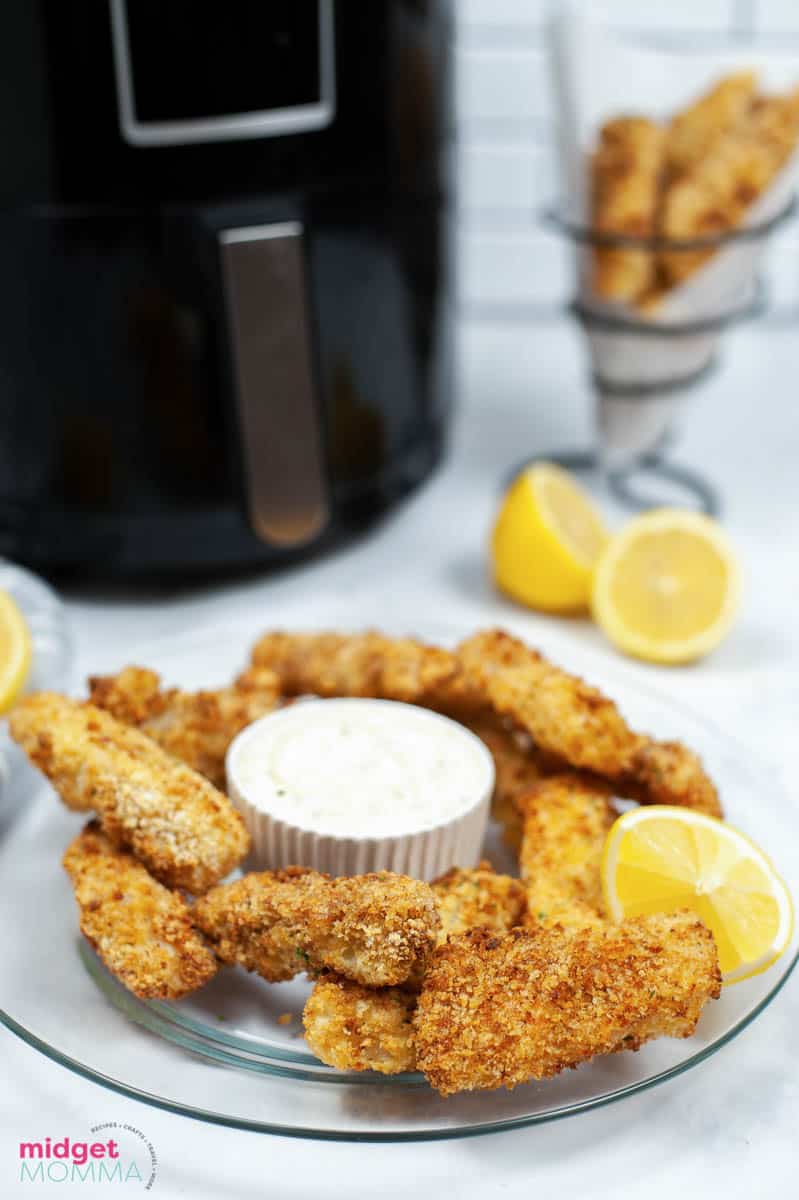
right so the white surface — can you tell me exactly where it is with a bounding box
[3,315,799,1195]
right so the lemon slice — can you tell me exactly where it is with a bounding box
[0,590,31,714]
[591,508,740,664]
[491,463,609,613]
[602,806,794,985]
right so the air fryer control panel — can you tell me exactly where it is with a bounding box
[110,0,335,145]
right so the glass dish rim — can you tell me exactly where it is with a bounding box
[4,942,798,1141]
[2,616,797,1141]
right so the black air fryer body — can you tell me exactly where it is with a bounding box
[0,0,450,575]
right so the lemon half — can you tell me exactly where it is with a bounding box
[591,508,740,664]
[491,463,609,613]
[0,590,31,714]
[602,805,794,985]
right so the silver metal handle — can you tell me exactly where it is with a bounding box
[219,221,329,548]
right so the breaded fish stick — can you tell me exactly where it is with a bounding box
[193,869,440,987]
[10,693,250,893]
[63,822,218,999]
[414,917,721,1095]
[665,71,757,179]
[432,862,527,942]
[302,862,526,1074]
[456,630,722,817]
[660,87,799,286]
[591,117,664,302]
[519,775,616,929]
[88,665,282,788]
[456,630,636,777]
[303,977,418,1075]
[250,631,463,706]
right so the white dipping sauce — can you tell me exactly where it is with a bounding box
[229,698,494,839]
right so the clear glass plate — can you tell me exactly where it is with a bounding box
[1,612,797,1141]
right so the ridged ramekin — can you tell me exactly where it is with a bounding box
[225,699,494,881]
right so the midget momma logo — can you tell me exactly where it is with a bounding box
[17,1123,157,1188]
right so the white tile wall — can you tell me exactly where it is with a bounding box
[752,1,799,33]
[458,0,551,32]
[455,228,571,309]
[455,144,554,215]
[452,0,799,316]
[459,0,737,34]
[454,47,552,128]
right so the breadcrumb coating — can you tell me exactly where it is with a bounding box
[63,822,218,999]
[302,863,526,1074]
[659,86,799,286]
[432,862,527,942]
[193,869,440,987]
[591,117,664,302]
[10,692,250,893]
[88,665,282,788]
[620,739,723,817]
[251,631,463,706]
[456,630,637,777]
[665,71,758,180]
[414,917,721,1095]
[303,976,418,1074]
[455,630,722,816]
[518,775,617,929]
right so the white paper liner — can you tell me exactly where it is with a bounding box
[549,4,799,459]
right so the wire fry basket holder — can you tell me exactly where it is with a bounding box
[524,197,797,515]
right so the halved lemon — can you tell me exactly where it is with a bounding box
[591,508,740,664]
[602,806,794,985]
[0,590,31,714]
[491,463,609,613]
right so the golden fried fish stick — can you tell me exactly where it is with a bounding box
[518,775,617,928]
[250,631,462,706]
[620,738,722,817]
[193,869,440,987]
[302,863,526,1074]
[63,822,218,999]
[414,917,721,1095]
[665,71,757,179]
[432,862,526,942]
[303,977,417,1074]
[88,665,282,789]
[591,117,664,302]
[660,86,799,286]
[192,867,322,981]
[10,693,250,893]
[455,630,722,816]
[456,630,636,778]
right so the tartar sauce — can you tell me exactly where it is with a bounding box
[228,698,494,839]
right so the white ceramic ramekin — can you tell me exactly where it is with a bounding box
[225,699,494,881]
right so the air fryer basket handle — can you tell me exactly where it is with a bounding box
[218,221,329,548]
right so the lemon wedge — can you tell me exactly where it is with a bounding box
[602,805,794,985]
[591,508,740,664]
[491,463,609,613]
[0,590,31,714]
